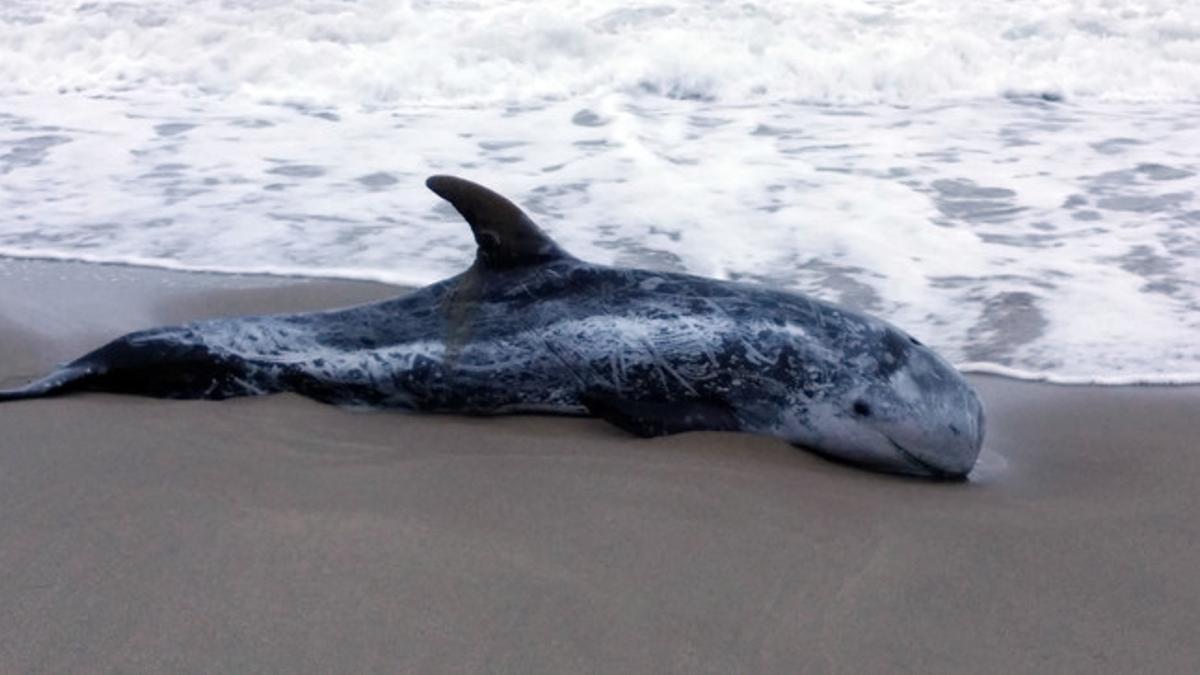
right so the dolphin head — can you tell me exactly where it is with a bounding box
[783,326,985,480]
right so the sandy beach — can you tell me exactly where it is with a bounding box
[1,258,1198,673]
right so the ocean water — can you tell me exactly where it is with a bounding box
[1,0,1198,383]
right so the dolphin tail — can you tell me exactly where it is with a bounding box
[0,365,93,402]
[0,327,272,403]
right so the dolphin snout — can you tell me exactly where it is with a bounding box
[904,391,985,479]
[887,438,969,480]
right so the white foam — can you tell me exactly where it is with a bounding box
[2,0,1199,106]
[957,363,1200,387]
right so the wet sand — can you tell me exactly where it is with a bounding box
[1,259,1198,672]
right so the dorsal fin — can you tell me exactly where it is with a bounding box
[426,175,570,268]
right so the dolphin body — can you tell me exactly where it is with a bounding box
[0,176,984,478]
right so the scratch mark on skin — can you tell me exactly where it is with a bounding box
[637,335,699,397]
[540,335,587,389]
[608,352,623,395]
[559,337,616,391]
[690,317,721,369]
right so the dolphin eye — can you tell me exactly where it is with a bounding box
[852,400,872,417]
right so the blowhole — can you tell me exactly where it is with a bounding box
[853,400,872,417]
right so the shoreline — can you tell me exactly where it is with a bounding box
[0,250,422,287]
[2,257,1199,671]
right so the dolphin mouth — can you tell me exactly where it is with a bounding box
[887,438,968,481]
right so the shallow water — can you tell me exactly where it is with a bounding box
[1,1,1198,382]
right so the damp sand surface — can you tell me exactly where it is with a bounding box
[1,259,1198,672]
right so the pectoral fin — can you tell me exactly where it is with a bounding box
[581,392,741,438]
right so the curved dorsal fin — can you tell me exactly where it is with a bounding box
[426,175,570,268]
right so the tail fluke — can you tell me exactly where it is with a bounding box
[0,366,93,402]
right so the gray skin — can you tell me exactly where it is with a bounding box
[0,176,984,478]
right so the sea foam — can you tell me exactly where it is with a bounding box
[2,0,1199,106]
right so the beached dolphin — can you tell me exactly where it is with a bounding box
[0,176,984,478]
